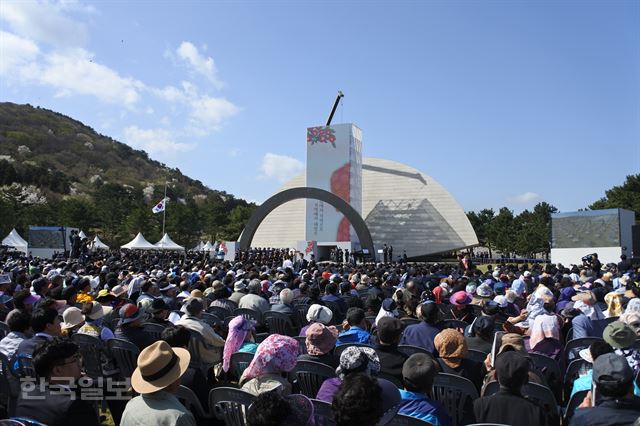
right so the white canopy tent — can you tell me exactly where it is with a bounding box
[121,232,157,250]
[155,233,185,251]
[93,236,110,250]
[202,241,214,252]
[78,230,87,239]
[2,228,28,254]
[192,241,205,251]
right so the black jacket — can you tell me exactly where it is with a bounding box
[474,388,550,426]
[15,383,100,426]
[375,343,408,382]
[569,397,640,426]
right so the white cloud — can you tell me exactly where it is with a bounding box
[123,126,195,154]
[176,41,223,88]
[260,153,304,182]
[35,48,145,107]
[0,31,39,74]
[509,192,541,204]
[189,95,239,133]
[0,0,90,47]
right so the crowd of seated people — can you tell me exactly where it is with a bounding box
[0,249,638,425]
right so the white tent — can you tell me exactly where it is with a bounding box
[78,230,87,239]
[121,232,157,250]
[155,233,185,251]
[192,241,205,251]
[93,236,110,250]
[2,228,28,254]
[202,241,214,252]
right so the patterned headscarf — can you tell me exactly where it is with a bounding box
[222,316,256,372]
[336,346,380,379]
[624,298,640,315]
[241,334,298,382]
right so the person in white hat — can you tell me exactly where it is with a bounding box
[60,307,85,337]
[120,341,195,426]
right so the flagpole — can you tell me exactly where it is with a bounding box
[162,182,167,237]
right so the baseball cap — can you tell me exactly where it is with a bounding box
[377,317,403,343]
[593,352,633,386]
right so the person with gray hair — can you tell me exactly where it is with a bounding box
[271,288,295,315]
[176,297,225,367]
[238,279,270,314]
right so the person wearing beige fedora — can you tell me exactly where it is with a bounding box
[60,306,85,337]
[120,340,195,426]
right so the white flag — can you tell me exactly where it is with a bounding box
[152,197,168,214]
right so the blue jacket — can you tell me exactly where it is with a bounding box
[336,326,371,346]
[398,389,451,426]
[399,321,440,353]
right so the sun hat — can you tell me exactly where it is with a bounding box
[603,321,637,349]
[498,333,527,355]
[434,329,467,368]
[61,307,85,330]
[306,304,333,324]
[190,289,204,299]
[572,290,596,304]
[495,351,530,390]
[305,323,339,356]
[131,341,190,394]
[211,280,225,291]
[465,283,477,295]
[159,282,176,292]
[84,301,113,320]
[119,303,144,326]
[449,290,472,306]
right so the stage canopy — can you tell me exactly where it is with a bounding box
[121,232,157,250]
[93,236,110,250]
[2,228,28,254]
[155,233,185,251]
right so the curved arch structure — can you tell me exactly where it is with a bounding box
[239,187,376,257]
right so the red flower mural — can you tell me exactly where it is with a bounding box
[305,241,314,254]
[307,126,336,148]
[336,217,350,241]
[331,163,350,210]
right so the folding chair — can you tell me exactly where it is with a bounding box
[209,387,256,426]
[437,320,468,331]
[294,304,310,328]
[107,338,140,379]
[528,352,562,399]
[563,359,591,402]
[208,306,232,320]
[290,360,337,398]
[233,308,263,326]
[0,352,16,417]
[295,336,308,355]
[564,337,602,364]
[334,343,372,360]
[229,352,255,381]
[71,333,106,379]
[200,312,222,328]
[141,322,165,341]
[176,385,213,419]
[263,311,296,336]
[432,373,479,426]
[397,345,429,357]
[564,389,588,424]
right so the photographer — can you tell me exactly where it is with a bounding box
[582,253,602,276]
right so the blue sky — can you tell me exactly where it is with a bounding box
[1,0,638,214]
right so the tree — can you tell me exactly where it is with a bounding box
[589,174,640,219]
[467,208,495,257]
[488,207,516,257]
[59,198,96,232]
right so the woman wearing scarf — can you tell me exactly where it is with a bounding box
[571,291,607,340]
[620,298,640,335]
[222,316,258,374]
[239,334,298,396]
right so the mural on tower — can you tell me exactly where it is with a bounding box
[305,123,362,243]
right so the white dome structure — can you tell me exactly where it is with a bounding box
[251,157,478,258]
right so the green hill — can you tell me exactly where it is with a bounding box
[0,102,255,247]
